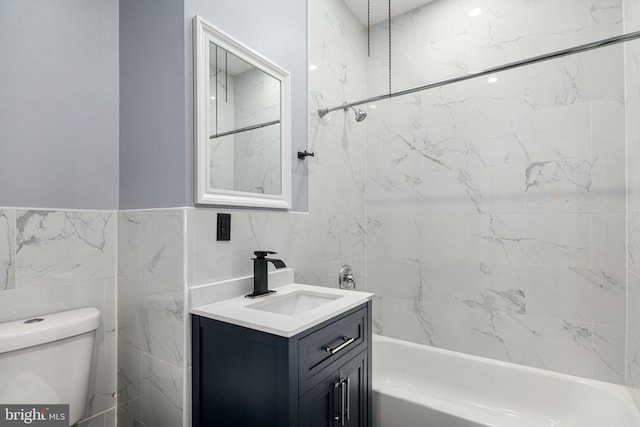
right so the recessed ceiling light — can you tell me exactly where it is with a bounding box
[210,96,216,100]
[309,64,318,71]
[488,76,498,84]
[468,8,482,17]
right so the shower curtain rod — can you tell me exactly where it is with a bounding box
[318,30,640,118]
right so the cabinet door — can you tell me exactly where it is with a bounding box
[339,351,368,427]
[299,370,340,427]
[299,351,369,427]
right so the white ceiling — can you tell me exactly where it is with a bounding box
[342,0,436,25]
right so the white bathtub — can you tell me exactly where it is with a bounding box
[373,335,640,427]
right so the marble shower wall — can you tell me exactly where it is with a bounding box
[368,0,624,94]
[117,209,185,427]
[0,208,117,426]
[294,0,368,288]
[625,0,640,410]
[366,0,627,383]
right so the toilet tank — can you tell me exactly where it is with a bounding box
[0,308,101,425]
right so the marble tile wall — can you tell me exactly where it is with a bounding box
[626,0,640,410]
[117,209,185,427]
[0,208,117,426]
[296,0,368,289]
[366,1,628,383]
[367,0,624,94]
[186,208,293,288]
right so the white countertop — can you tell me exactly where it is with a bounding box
[191,283,373,337]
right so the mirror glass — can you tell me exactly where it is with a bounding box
[208,43,282,195]
[195,16,291,208]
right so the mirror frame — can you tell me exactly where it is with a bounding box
[194,15,292,209]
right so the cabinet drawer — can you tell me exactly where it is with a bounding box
[298,305,368,395]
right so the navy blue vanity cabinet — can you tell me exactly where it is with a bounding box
[191,301,372,427]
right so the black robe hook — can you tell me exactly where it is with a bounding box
[297,151,315,160]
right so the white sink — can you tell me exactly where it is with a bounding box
[247,291,343,316]
[191,283,373,337]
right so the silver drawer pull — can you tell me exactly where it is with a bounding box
[326,336,355,355]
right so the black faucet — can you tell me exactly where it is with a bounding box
[245,251,287,298]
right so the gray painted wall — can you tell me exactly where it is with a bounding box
[184,0,309,211]
[0,0,119,210]
[119,0,187,209]
[0,0,307,211]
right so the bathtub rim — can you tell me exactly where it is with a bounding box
[373,334,627,394]
[372,333,640,425]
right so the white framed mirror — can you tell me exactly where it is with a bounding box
[194,16,291,209]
